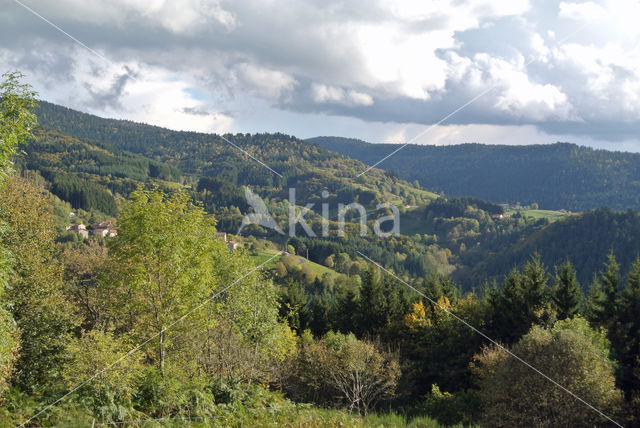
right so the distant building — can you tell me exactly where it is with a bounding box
[94,221,115,229]
[227,240,238,250]
[216,232,227,242]
[66,223,88,239]
[92,221,117,238]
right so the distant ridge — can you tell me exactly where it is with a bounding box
[309,136,640,211]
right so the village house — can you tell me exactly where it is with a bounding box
[216,232,227,242]
[227,240,238,250]
[92,221,118,238]
[66,223,88,239]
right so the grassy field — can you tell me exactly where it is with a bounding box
[251,247,283,267]
[251,248,341,279]
[509,209,569,221]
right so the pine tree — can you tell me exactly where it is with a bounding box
[490,269,529,344]
[611,257,640,396]
[553,261,583,320]
[584,274,606,326]
[356,267,388,336]
[490,255,552,344]
[522,253,549,312]
[601,251,621,325]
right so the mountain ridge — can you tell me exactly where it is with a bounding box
[310,136,640,211]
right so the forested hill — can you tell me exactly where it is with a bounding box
[310,136,640,211]
[30,101,640,291]
[33,101,438,206]
[464,208,640,286]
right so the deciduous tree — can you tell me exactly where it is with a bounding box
[474,317,623,427]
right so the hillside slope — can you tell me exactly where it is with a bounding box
[27,102,640,292]
[465,207,640,286]
[34,102,435,210]
[310,136,640,211]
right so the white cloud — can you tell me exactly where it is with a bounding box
[311,84,345,103]
[347,90,374,106]
[311,84,373,106]
[10,47,236,133]
[476,54,574,120]
[234,63,297,101]
[559,1,605,21]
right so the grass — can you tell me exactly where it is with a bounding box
[4,398,455,428]
[251,247,283,268]
[398,182,439,200]
[250,248,342,279]
[166,406,448,427]
[509,209,569,221]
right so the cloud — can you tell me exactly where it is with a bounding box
[473,54,575,121]
[311,84,373,106]
[558,1,605,21]
[233,63,297,101]
[2,0,640,148]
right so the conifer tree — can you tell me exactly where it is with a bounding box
[601,251,621,324]
[612,257,640,396]
[553,261,582,320]
[584,274,607,326]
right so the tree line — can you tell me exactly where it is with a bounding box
[312,136,640,212]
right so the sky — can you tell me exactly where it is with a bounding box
[1,0,640,152]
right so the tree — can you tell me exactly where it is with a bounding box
[355,268,387,336]
[601,251,621,325]
[0,70,37,397]
[291,331,400,414]
[323,254,335,268]
[490,256,552,344]
[521,253,550,312]
[611,257,640,396]
[60,239,111,330]
[584,274,607,326]
[474,317,623,427]
[0,71,37,181]
[62,330,144,416]
[106,186,281,380]
[105,187,224,372]
[552,261,582,320]
[0,176,78,391]
[279,278,309,333]
[402,295,488,397]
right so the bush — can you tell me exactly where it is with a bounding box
[62,330,143,419]
[286,331,400,414]
[420,384,479,426]
[473,317,623,426]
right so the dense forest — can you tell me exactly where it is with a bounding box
[311,136,640,212]
[2,73,640,426]
[30,101,640,290]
